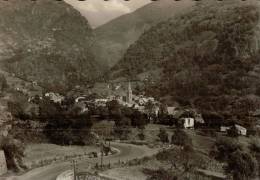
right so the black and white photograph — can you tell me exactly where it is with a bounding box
[0,0,260,179]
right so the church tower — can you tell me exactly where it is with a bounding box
[126,81,133,104]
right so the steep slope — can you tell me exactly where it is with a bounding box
[0,0,101,92]
[93,0,195,68]
[112,0,260,124]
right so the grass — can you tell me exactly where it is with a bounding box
[186,130,216,153]
[23,143,99,168]
[101,158,163,180]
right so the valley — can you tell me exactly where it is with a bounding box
[0,0,260,180]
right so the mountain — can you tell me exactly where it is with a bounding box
[93,0,195,68]
[112,0,260,124]
[0,0,101,92]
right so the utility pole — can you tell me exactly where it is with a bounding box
[71,160,77,180]
[100,143,104,168]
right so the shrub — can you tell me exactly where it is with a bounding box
[138,132,145,140]
[0,136,26,171]
[249,138,260,153]
[227,125,239,138]
[210,137,242,161]
[171,129,192,146]
[143,168,177,180]
[226,150,258,180]
[157,128,169,143]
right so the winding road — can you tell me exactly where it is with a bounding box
[2,142,158,180]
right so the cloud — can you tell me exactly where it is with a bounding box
[65,0,151,28]
[104,0,131,13]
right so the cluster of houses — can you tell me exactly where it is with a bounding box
[24,81,252,136]
[77,86,251,137]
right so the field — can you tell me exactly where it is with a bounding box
[99,126,229,180]
[100,158,163,180]
[23,143,99,168]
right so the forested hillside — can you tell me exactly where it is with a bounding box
[112,0,260,126]
[93,0,195,68]
[0,0,101,92]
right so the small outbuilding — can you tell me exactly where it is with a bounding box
[220,124,247,136]
[182,117,195,129]
[234,124,247,136]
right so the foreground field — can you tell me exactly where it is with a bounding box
[23,143,99,168]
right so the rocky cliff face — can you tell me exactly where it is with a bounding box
[0,0,101,92]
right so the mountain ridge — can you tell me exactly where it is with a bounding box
[110,0,260,124]
[93,0,196,68]
[0,0,101,92]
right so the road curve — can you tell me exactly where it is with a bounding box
[2,142,158,180]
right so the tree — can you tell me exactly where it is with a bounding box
[144,100,155,121]
[39,98,61,119]
[0,136,26,171]
[157,128,169,143]
[131,110,147,129]
[41,98,94,145]
[210,137,242,162]
[226,150,258,180]
[106,100,122,120]
[155,145,203,179]
[227,125,239,138]
[0,74,8,92]
[249,138,260,153]
[114,116,131,140]
[44,113,93,145]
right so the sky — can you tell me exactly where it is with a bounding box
[65,0,151,28]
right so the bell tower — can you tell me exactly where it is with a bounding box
[126,81,133,104]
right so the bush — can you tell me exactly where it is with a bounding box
[138,132,145,140]
[210,137,242,161]
[227,125,239,138]
[249,138,260,153]
[0,74,8,91]
[157,128,169,143]
[171,129,192,146]
[0,136,26,171]
[226,150,258,180]
[143,168,177,180]
[44,114,93,145]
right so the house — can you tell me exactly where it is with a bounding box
[167,106,177,115]
[154,106,160,117]
[74,102,89,114]
[220,124,247,136]
[235,124,247,136]
[134,105,145,113]
[181,117,195,129]
[168,109,195,129]
[220,126,231,132]
[194,114,205,124]
[45,92,64,103]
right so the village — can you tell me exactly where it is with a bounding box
[17,79,254,137]
[1,79,258,180]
